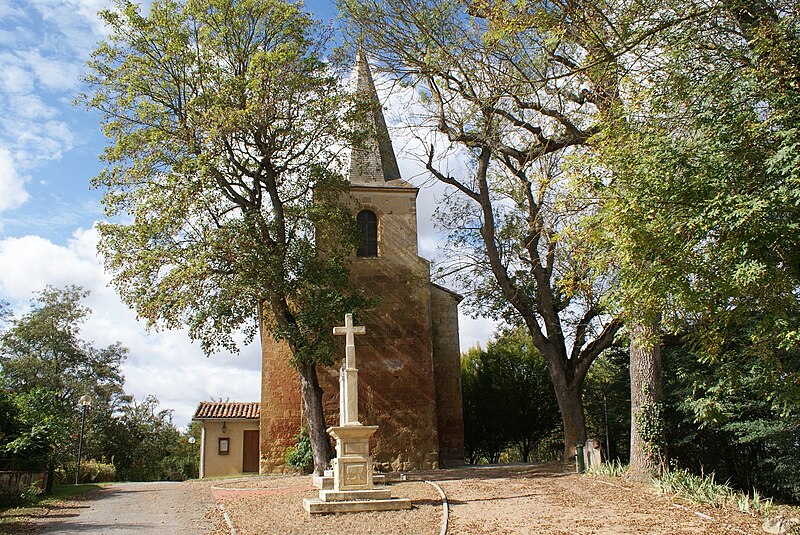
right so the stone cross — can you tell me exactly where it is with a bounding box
[333,313,365,425]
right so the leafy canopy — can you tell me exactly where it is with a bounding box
[83,0,365,361]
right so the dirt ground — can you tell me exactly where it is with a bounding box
[211,463,766,535]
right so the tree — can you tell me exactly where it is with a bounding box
[0,286,126,409]
[99,395,183,481]
[342,0,650,459]
[82,0,367,474]
[579,0,800,476]
[581,348,630,463]
[0,286,127,479]
[461,327,561,463]
[663,336,800,503]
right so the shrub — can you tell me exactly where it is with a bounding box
[285,428,313,473]
[0,482,43,507]
[655,468,773,516]
[586,460,629,478]
[65,460,116,484]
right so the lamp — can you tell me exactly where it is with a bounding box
[75,395,92,485]
[221,421,227,434]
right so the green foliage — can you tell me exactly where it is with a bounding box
[82,0,365,360]
[582,348,631,462]
[94,395,181,482]
[0,389,69,471]
[0,286,127,475]
[664,337,800,503]
[81,460,117,483]
[0,286,126,410]
[82,0,370,473]
[655,468,773,516]
[634,394,665,470]
[462,327,561,464]
[0,482,43,507]
[585,460,628,478]
[285,427,313,473]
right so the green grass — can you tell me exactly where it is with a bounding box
[0,483,109,531]
[585,462,774,517]
[655,468,773,516]
[585,460,629,477]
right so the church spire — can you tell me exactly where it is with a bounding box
[349,50,402,183]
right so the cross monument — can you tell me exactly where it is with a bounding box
[302,312,412,512]
[333,313,365,426]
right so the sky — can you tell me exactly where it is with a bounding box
[0,0,497,427]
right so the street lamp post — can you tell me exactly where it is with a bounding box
[188,436,196,479]
[75,395,92,485]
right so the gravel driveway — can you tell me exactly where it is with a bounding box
[30,481,221,534]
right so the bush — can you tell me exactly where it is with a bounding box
[655,468,773,516]
[63,460,116,484]
[586,460,629,478]
[0,482,43,507]
[285,428,313,473]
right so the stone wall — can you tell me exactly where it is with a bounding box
[430,284,466,467]
[259,332,302,473]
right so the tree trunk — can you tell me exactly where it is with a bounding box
[553,381,588,461]
[628,320,663,480]
[298,362,333,476]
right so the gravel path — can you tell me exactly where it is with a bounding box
[29,481,222,534]
[17,464,776,534]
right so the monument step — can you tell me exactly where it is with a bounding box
[303,497,412,514]
[320,488,392,502]
[312,474,385,489]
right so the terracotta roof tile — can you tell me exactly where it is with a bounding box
[193,401,260,420]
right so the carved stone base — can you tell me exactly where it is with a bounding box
[328,425,378,491]
[302,496,412,514]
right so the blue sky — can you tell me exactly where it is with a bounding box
[0,0,495,427]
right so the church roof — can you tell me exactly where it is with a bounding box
[431,282,464,302]
[349,50,403,184]
[192,401,260,420]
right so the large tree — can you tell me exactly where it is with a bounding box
[341,0,656,458]
[83,0,367,474]
[343,0,798,476]
[580,0,800,476]
[462,327,561,463]
[0,285,126,413]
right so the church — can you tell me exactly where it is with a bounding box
[195,55,464,477]
[260,53,465,473]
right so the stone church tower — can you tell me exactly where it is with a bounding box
[260,53,464,472]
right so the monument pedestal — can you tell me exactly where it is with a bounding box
[303,314,412,515]
[330,425,377,490]
[303,424,411,514]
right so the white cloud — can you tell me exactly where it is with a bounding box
[458,312,499,352]
[8,94,58,120]
[0,226,261,426]
[0,146,29,212]
[0,64,34,94]
[0,0,106,200]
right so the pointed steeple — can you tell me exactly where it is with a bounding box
[349,50,402,183]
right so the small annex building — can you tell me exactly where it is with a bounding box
[192,401,260,478]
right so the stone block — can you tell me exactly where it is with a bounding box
[320,488,392,502]
[303,497,412,514]
[313,473,385,490]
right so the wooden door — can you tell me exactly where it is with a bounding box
[242,430,260,473]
